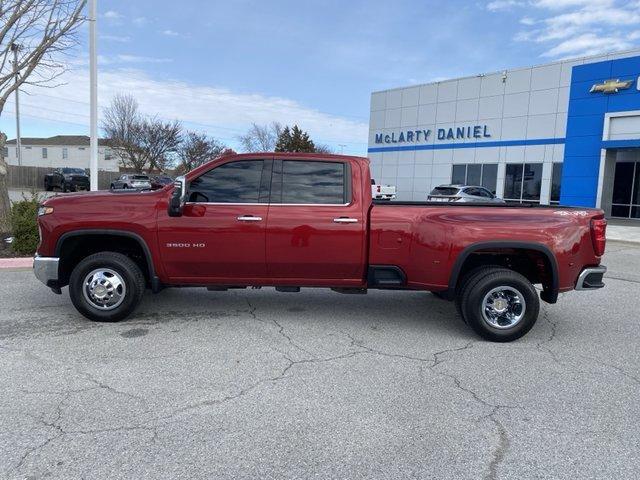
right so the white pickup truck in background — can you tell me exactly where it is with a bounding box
[371,179,396,200]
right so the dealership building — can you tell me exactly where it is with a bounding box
[368,49,640,218]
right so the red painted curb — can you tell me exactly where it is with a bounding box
[0,257,33,269]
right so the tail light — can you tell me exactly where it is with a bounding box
[377,186,381,193]
[590,218,607,256]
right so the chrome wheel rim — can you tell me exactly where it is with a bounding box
[481,286,526,329]
[82,268,126,311]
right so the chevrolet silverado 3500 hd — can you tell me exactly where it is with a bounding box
[34,152,607,342]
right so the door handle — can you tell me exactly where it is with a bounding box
[237,215,263,222]
[333,217,358,223]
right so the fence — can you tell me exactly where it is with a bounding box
[7,166,126,191]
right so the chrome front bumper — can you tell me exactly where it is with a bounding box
[33,255,60,288]
[575,266,606,290]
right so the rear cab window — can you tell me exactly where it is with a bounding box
[271,160,350,205]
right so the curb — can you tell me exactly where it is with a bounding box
[0,257,33,269]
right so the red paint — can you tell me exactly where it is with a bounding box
[37,152,605,295]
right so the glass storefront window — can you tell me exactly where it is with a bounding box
[450,163,498,194]
[504,164,523,201]
[452,165,466,184]
[612,162,634,205]
[466,164,482,186]
[504,163,542,204]
[482,164,498,194]
[550,163,563,205]
[522,164,542,201]
[611,161,640,219]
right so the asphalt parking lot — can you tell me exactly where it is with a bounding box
[1,241,639,479]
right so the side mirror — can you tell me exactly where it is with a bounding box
[168,175,187,217]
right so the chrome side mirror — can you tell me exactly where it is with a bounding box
[168,175,187,217]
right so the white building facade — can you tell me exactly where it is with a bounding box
[4,135,120,172]
[368,49,640,218]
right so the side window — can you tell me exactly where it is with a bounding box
[188,160,266,203]
[477,188,493,198]
[273,160,347,204]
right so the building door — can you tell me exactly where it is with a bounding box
[611,159,640,219]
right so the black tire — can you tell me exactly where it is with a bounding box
[69,252,146,322]
[110,184,115,190]
[454,265,500,322]
[460,268,539,342]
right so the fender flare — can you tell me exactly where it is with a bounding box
[55,229,162,292]
[447,241,559,303]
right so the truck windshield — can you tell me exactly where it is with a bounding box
[61,168,85,174]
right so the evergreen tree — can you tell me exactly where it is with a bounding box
[275,125,316,153]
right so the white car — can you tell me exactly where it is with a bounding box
[371,179,396,200]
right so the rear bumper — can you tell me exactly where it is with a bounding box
[575,265,606,290]
[33,255,60,289]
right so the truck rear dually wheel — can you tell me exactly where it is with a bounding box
[69,252,145,322]
[460,267,539,342]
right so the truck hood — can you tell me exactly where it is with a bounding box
[42,188,166,206]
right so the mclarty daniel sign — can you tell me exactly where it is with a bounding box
[374,124,491,144]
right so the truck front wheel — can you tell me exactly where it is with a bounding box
[69,252,146,322]
[460,268,539,342]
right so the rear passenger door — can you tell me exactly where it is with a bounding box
[265,159,366,284]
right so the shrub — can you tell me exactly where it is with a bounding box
[10,192,41,256]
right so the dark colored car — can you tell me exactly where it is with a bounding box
[150,175,173,190]
[34,152,607,343]
[110,174,152,190]
[44,168,90,192]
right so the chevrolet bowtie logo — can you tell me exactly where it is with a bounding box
[590,78,634,94]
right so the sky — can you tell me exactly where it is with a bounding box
[1,0,640,155]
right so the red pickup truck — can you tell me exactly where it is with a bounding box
[34,152,607,342]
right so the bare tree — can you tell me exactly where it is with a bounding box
[0,0,87,230]
[177,131,226,174]
[102,94,182,173]
[314,144,333,154]
[237,122,282,152]
[102,94,146,172]
[138,117,182,172]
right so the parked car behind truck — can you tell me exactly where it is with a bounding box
[110,174,152,190]
[34,152,607,342]
[43,168,89,192]
[428,185,505,203]
[371,179,396,200]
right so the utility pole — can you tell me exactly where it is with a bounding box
[11,43,22,166]
[89,0,98,190]
[338,144,346,154]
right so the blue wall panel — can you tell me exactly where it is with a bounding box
[560,55,640,207]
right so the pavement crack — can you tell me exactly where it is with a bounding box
[536,306,562,366]
[245,298,312,356]
[578,354,640,386]
[486,409,510,480]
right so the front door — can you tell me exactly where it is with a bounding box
[265,159,366,284]
[158,159,272,282]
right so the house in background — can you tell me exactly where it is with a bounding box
[4,135,120,172]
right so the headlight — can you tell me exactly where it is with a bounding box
[38,206,54,216]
